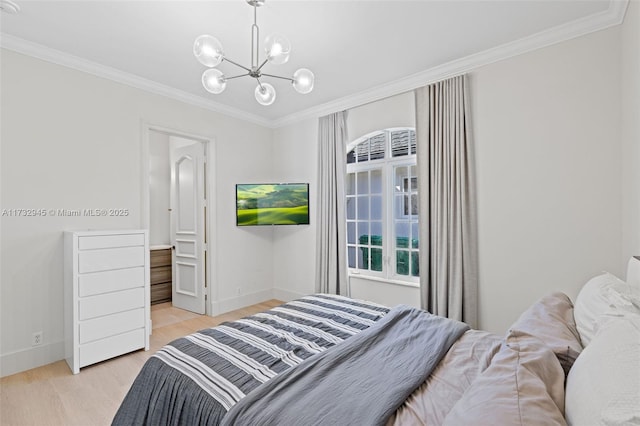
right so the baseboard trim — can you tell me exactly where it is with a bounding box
[213,289,277,316]
[2,289,307,377]
[272,287,306,303]
[0,341,65,378]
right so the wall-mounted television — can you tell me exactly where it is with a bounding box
[236,183,310,226]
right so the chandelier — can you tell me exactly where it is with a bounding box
[193,0,314,106]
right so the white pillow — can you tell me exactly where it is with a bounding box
[627,257,640,287]
[574,272,640,346]
[565,314,640,426]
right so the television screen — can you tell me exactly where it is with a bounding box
[236,183,310,226]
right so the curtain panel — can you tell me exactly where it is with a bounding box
[315,111,349,295]
[415,75,478,328]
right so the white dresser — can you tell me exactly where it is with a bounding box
[64,229,150,374]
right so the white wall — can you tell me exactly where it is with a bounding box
[472,27,623,333]
[273,26,625,334]
[272,92,417,306]
[347,92,415,145]
[272,118,318,301]
[621,0,640,270]
[148,133,202,247]
[149,130,171,246]
[0,49,274,376]
[170,135,199,150]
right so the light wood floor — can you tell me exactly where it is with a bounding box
[0,300,282,426]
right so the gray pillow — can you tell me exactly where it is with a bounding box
[509,292,583,377]
[443,331,567,426]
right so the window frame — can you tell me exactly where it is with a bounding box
[345,127,419,286]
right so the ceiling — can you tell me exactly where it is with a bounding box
[0,1,624,126]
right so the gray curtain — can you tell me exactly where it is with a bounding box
[315,111,349,295]
[415,75,478,328]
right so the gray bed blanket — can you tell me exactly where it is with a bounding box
[112,294,389,426]
[221,305,469,426]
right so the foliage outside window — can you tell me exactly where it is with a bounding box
[346,128,419,283]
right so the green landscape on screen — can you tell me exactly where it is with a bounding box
[236,184,309,226]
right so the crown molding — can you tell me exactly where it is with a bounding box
[272,0,629,128]
[0,34,274,128]
[0,0,628,130]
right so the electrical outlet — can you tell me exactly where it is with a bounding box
[32,331,43,346]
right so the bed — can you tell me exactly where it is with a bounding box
[113,259,640,426]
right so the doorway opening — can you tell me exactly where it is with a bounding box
[142,124,215,316]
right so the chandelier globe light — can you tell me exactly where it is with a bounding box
[194,0,314,106]
[255,83,276,106]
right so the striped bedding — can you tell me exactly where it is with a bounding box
[112,294,389,426]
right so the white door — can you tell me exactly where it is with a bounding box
[170,142,206,314]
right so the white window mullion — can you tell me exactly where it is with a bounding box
[384,153,394,280]
[346,127,418,284]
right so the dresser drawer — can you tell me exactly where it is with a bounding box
[79,267,144,297]
[79,308,145,344]
[78,234,145,250]
[79,328,145,368]
[79,287,144,321]
[79,246,145,274]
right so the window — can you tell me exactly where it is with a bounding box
[346,128,419,283]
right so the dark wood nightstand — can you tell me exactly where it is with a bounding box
[150,248,172,304]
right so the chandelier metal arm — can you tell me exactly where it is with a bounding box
[261,72,295,83]
[225,73,251,80]
[222,57,252,72]
[256,58,269,72]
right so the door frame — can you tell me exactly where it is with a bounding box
[141,122,217,316]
